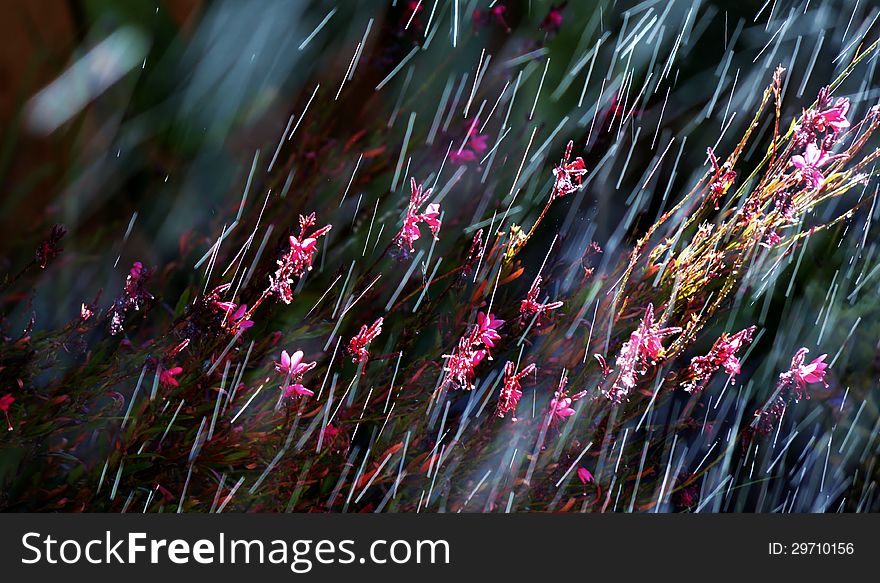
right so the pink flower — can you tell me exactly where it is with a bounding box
[469,348,487,367]
[520,276,564,320]
[640,318,678,362]
[791,142,833,189]
[604,304,681,403]
[496,361,536,419]
[159,366,183,388]
[0,393,15,431]
[212,300,254,331]
[442,336,487,390]
[706,147,737,206]
[129,261,144,280]
[816,97,851,134]
[793,89,851,147]
[109,260,154,335]
[443,312,504,390]
[275,350,317,400]
[449,149,476,163]
[395,178,442,253]
[275,350,316,377]
[450,119,489,164]
[755,348,830,435]
[552,140,587,198]
[422,203,441,232]
[230,304,254,330]
[676,485,697,508]
[683,326,756,394]
[797,353,828,384]
[282,383,314,398]
[213,301,238,316]
[321,423,348,451]
[778,348,830,402]
[577,467,593,486]
[550,396,575,421]
[347,317,384,364]
[548,371,586,424]
[269,213,332,304]
[540,4,565,35]
[477,311,504,348]
[470,133,488,154]
[789,349,829,395]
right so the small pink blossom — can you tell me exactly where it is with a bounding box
[129,261,144,280]
[442,312,503,390]
[0,393,15,431]
[275,349,317,400]
[461,229,486,279]
[269,213,332,304]
[548,372,586,424]
[816,97,851,134]
[683,326,756,394]
[35,224,66,269]
[395,178,442,253]
[450,119,489,164]
[448,149,476,163]
[550,396,575,421]
[782,348,828,400]
[797,353,828,384]
[470,133,488,153]
[794,89,851,147]
[755,348,830,435]
[212,300,254,331]
[159,366,183,388]
[213,301,237,315]
[676,485,698,508]
[552,140,587,198]
[791,142,833,189]
[275,350,316,377]
[347,317,384,364]
[706,147,737,207]
[520,276,564,320]
[400,0,424,29]
[477,311,504,348]
[577,467,593,486]
[442,336,487,390]
[109,261,154,336]
[604,304,681,403]
[540,4,565,35]
[282,383,314,398]
[496,361,536,419]
[776,347,830,402]
[230,304,254,330]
